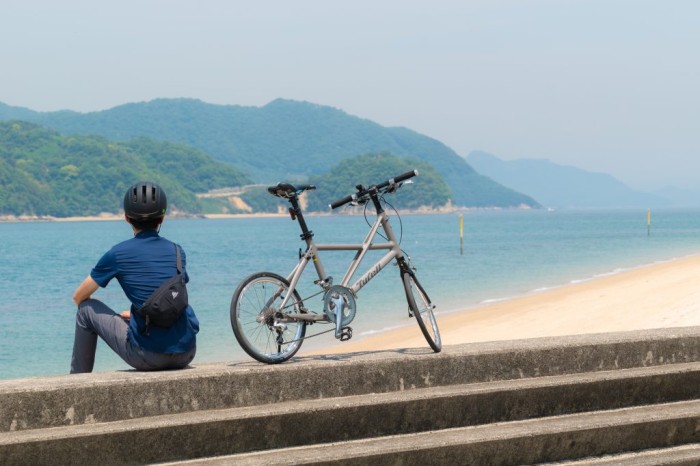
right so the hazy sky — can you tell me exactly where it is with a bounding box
[1,1,697,190]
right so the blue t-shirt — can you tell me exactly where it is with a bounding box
[90,230,199,353]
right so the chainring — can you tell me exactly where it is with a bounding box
[322,285,357,327]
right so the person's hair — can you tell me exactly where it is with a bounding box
[127,216,164,231]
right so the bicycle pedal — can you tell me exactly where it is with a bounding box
[338,327,353,341]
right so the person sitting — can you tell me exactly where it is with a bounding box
[70,181,199,373]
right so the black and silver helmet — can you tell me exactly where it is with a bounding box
[123,182,167,220]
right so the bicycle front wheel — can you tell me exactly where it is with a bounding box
[403,272,442,352]
[231,272,306,363]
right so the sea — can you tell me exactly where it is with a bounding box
[2,208,700,380]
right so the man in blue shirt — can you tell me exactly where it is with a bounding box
[71,181,199,373]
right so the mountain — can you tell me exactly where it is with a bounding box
[0,121,250,217]
[466,151,670,209]
[0,102,38,121]
[0,99,539,209]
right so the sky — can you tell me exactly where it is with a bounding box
[0,0,698,190]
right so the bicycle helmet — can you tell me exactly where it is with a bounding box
[124,181,167,220]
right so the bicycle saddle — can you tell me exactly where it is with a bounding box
[268,183,297,198]
[267,183,316,198]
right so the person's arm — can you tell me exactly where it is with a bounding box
[73,275,99,306]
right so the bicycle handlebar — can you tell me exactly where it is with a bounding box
[329,169,419,209]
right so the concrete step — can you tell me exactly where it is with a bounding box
[544,443,700,465]
[164,401,700,466]
[1,362,699,465]
[3,327,700,433]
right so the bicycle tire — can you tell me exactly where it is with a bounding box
[231,271,306,363]
[403,272,442,352]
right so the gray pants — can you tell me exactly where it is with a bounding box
[71,299,196,374]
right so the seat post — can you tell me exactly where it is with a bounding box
[289,195,314,241]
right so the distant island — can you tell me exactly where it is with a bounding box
[465,151,677,209]
[0,99,539,218]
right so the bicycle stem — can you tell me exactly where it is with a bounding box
[368,188,385,214]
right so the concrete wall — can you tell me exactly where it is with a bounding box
[2,326,699,433]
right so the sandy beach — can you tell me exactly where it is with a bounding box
[310,253,700,355]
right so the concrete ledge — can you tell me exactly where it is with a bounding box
[544,444,700,466]
[2,326,700,433]
[1,363,699,464]
[190,401,700,465]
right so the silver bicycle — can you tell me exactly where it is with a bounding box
[230,170,441,363]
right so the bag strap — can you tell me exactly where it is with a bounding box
[175,243,182,274]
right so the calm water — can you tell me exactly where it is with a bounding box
[2,208,700,379]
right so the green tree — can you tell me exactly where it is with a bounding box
[305,153,452,212]
[0,121,252,217]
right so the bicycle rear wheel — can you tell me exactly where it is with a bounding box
[403,272,442,352]
[231,272,306,363]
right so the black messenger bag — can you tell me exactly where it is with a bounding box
[136,244,188,333]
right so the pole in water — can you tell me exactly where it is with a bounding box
[647,209,651,236]
[459,214,464,255]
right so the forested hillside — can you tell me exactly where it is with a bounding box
[0,121,250,216]
[0,98,539,209]
[305,153,451,211]
[200,153,453,214]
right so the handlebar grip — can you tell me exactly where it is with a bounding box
[393,169,418,184]
[330,194,354,210]
[376,169,419,190]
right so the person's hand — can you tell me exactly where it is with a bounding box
[120,310,131,320]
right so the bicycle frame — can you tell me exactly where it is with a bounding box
[278,195,407,316]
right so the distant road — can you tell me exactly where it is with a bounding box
[196,184,267,198]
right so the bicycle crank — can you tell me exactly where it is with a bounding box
[323,285,357,327]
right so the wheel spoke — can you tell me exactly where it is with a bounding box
[231,272,306,363]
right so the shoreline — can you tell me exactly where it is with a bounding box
[0,205,523,224]
[0,212,289,223]
[307,253,700,355]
